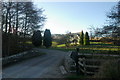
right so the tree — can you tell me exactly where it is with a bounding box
[2,2,46,36]
[43,29,52,48]
[32,30,42,47]
[88,25,103,40]
[96,1,120,45]
[1,1,46,56]
[64,32,71,47]
[72,39,78,46]
[79,30,84,45]
[20,2,46,37]
[84,32,90,45]
[107,1,120,27]
[106,1,120,39]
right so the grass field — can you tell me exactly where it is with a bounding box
[51,41,120,55]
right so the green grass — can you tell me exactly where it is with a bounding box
[26,41,119,55]
[25,41,32,44]
[51,41,120,55]
[57,44,66,47]
[52,41,58,47]
[52,41,66,48]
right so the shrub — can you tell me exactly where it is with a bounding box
[84,32,90,45]
[32,30,42,47]
[2,32,33,57]
[43,29,52,48]
[79,30,84,45]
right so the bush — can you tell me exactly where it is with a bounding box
[79,31,84,45]
[43,29,52,48]
[2,33,19,57]
[84,32,90,45]
[32,30,42,47]
[2,32,34,57]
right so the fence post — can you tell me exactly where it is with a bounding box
[83,57,86,76]
[75,48,79,75]
[76,56,79,75]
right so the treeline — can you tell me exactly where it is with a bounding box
[1,2,46,35]
[2,2,46,57]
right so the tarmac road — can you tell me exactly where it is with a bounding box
[2,48,67,78]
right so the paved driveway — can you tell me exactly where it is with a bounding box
[2,48,67,78]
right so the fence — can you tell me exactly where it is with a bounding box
[70,51,120,76]
[78,56,103,75]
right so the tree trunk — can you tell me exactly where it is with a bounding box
[8,10,12,33]
[24,14,27,38]
[5,8,9,33]
[1,15,4,32]
[16,2,18,35]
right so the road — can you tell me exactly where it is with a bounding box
[2,48,67,78]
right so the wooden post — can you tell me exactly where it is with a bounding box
[76,61,79,75]
[83,57,86,76]
[76,48,79,75]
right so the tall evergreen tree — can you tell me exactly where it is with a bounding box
[43,29,52,48]
[84,32,90,45]
[32,30,42,47]
[79,30,84,45]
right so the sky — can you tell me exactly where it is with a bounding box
[33,2,117,34]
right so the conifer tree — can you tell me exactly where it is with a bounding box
[32,30,42,47]
[84,32,90,45]
[79,30,84,45]
[43,29,52,48]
